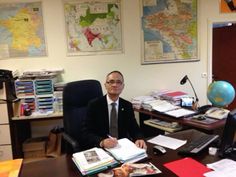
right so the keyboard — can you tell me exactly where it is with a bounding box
[178,134,219,155]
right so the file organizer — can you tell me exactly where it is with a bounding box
[36,95,54,112]
[15,79,57,114]
[35,80,53,95]
[15,80,34,98]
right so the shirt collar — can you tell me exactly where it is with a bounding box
[106,95,119,105]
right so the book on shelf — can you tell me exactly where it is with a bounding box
[0,158,23,177]
[72,147,118,176]
[105,138,148,163]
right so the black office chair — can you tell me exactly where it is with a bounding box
[62,79,103,153]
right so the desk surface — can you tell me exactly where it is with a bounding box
[11,112,63,121]
[19,129,221,177]
[135,108,226,132]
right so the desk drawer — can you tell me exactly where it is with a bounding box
[0,125,11,144]
[0,103,9,124]
[0,145,13,161]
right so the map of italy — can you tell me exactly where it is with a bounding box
[142,0,197,63]
[0,2,46,58]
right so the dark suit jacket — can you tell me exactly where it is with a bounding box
[80,95,144,150]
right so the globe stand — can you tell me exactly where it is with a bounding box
[192,101,198,111]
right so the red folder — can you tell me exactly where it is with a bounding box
[164,91,187,97]
[163,157,212,177]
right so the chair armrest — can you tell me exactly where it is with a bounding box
[62,132,80,152]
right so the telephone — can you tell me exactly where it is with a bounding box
[205,107,230,119]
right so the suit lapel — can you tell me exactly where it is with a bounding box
[101,96,110,132]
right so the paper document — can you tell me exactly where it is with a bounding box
[105,138,147,163]
[165,108,196,118]
[151,100,180,112]
[147,135,186,150]
[204,159,236,177]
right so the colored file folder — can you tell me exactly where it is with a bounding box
[163,157,212,177]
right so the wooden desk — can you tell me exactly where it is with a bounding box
[134,108,226,137]
[19,129,221,177]
[10,113,63,158]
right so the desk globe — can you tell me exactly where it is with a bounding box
[207,81,235,107]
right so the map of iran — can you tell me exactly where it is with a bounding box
[0,2,46,59]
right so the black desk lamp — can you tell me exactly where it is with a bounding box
[180,75,199,110]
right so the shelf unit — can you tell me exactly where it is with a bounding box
[0,82,13,161]
[15,79,56,115]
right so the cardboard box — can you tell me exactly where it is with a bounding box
[23,137,47,159]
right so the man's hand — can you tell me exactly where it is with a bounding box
[135,139,147,149]
[100,137,118,148]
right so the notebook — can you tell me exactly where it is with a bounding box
[164,157,212,177]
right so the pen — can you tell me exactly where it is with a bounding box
[107,134,115,140]
[107,135,120,147]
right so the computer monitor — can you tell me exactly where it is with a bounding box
[219,108,236,159]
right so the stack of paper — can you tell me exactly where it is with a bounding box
[149,99,180,112]
[72,147,118,175]
[164,108,196,118]
[131,96,155,109]
[205,159,236,177]
[160,91,188,101]
[106,138,148,163]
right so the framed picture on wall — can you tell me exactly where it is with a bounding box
[220,0,236,13]
[140,0,198,64]
[63,0,123,56]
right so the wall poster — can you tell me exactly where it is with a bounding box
[0,2,47,59]
[64,0,123,56]
[141,0,198,64]
[220,0,236,13]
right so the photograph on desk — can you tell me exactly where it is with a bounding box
[98,162,161,177]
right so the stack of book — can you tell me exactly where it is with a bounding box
[72,147,118,176]
[159,91,188,105]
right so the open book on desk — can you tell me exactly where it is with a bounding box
[105,138,148,163]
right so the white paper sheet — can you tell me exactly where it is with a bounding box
[204,159,236,177]
[147,135,187,150]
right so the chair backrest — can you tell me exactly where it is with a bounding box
[63,79,103,152]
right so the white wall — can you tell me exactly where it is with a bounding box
[1,0,236,106]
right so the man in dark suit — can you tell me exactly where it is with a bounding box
[81,71,146,150]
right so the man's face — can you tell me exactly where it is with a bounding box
[105,72,124,97]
